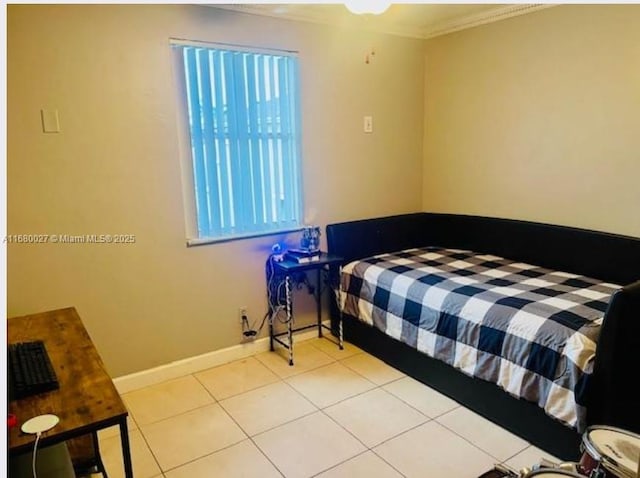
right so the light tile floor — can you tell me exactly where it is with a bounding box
[97,337,560,478]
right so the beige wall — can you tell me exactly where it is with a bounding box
[7,5,424,376]
[423,5,640,237]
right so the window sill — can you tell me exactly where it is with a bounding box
[186,227,303,247]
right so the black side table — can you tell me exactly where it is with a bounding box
[269,252,344,365]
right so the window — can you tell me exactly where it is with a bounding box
[172,40,303,244]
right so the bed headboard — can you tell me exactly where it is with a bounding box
[325,213,431,265]
[326,213,640,285]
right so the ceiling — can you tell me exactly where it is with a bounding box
[212,4,555,39]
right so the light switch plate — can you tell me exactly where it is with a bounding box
[41,109,60,133]
[363,115,373,133]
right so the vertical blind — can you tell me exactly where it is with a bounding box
[174,42,302,240]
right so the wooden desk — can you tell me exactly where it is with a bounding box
[8,307,133,478]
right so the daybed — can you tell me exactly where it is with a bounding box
[326,213,640,460]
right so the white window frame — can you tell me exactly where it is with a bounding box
[171,39,304,246]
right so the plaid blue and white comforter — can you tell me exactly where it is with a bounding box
[339,247,620,431]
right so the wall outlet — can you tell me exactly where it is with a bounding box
[239,307,258,341]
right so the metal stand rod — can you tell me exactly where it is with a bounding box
[91,431,108,478]
[338,265,344,350]
[119,418,133,478]
[285,275,294,366]
[316,268,323,338]
[269,309,274,352]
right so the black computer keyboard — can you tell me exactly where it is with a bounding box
[8,340,60,400]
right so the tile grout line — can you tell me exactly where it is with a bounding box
[207,342,411,475]
[315,392,426,478]
[285,365,379,409]
[199,361,323,478]
[368,447,408,478]
[307,449,373,478]
[434,406,532,462]
[434,417,516,464]
[365,415,436,451]
[126,397,216,428]
[298,370,467,477]
[110,338,363,477]
[152,373,282,476]
[188,371,287,476]
[133,412,173,476]
[220,342,383,476]
[156,436,249,475]
[137,372,221,476]
[116,337,524,477]
[97,406,165,477]
[254,349,339,380]
[128,373,246,475]
[211,354,419,444]
[381,377,463,421]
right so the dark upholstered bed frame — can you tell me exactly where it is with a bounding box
[326,213,640,461]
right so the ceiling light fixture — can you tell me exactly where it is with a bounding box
[344,1,391,15]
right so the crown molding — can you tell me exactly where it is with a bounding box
[209,4,558,40]
[421,4,557,39]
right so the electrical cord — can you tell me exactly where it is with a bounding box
[265,251,332,325]
[266,254,288,314]
[267,253,297,325]
[241,253,291,338]
[264,249,336,329]
[20,414,59,478]
[242,310,271,337]
[32,432,42,478]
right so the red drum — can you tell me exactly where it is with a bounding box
[578,425,640,478]
[525,469,584,477]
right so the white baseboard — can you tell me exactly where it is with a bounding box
[113,322,331,394]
